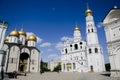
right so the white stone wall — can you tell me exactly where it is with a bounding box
[103,7,120,77]
[9,36,18,43]
[27,41,36,47]
[19,35,26,45]
[30,49,40,72]
[7,46,20,72]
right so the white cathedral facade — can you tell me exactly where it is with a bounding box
[103,6,120,77]
[61,7,105,72]
[2,28,40,73]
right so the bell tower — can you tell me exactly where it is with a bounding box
[85,4,105,72]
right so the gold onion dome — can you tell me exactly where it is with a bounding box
[19,28,26,36]
[85,9,92,16]
[74,25,80,31]
[28,34,37,42]
[9,30,19,37]
[5,36,9,41]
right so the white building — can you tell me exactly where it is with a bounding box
[103,6,120,77]
[48,60,60,71]
[0,21,8,72]
[61,7,105,72]
[2,28,40,73]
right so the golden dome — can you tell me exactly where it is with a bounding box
[85,9,92,16]
[28,34,37,42]
[74,27,80,31]
[19,28,26,36]
[9,30,19,37]
[5,36,9,41]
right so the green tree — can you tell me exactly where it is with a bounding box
[40,60,50,73]
[53,62,61,72]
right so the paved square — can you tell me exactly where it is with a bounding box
[8,72,114,80]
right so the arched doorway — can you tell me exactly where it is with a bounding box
[90,65,94,72]
[19,53,29,72]
[66,63,71,71]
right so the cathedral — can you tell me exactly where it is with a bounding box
[61,7,105,72]
[2,28,40,73]
[103,6,120,77]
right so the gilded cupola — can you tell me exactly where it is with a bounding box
[27,34,37,42]
[9,30,19,37]
[19,28,26,36]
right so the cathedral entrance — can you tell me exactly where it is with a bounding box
[19,53,29,72]
[66,63,71,71]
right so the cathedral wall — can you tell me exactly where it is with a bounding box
[7,46,20,72]
[30,49,40,72]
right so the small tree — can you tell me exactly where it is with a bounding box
[53,62,61,72]
[40,60,50,73]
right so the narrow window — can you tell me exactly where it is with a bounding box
[89,48,92,53]
[70,45,72,47]
[88,29,90,33]
[65,49,67,54]
[74,44,78,50]
[95,48,98,53]
[91,29,94,32]
[80,46,82,49]
[73,63,76,69]
[81,62,83,65]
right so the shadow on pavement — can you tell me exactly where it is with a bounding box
[100,72,111,77]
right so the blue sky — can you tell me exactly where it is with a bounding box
[0,0,120,63]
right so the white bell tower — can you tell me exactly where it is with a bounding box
[85,6,99,45]
[85,5,105,72]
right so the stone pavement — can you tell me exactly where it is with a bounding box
[8,72,118,80]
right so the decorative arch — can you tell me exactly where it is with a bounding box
[21,48,30,55]
[19,53,29,72]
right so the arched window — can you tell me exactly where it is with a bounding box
[65,49,67,54]
[73,63,76,69]
[95,48,98,53]
[70,44,72,47]
[91,29,94,32]
[89,48,92,53]
[74,44,78,50]
[88,29,90,33]
[80,42,82,45]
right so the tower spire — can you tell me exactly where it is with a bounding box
[86,3,89,9]
[85,3,92,16]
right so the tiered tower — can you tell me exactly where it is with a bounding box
[85,6,105,72]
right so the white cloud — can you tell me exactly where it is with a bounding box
[36,36,42,43]
[40,42,51,47]
[48,53,60,61]
[97,22,103,28]
[26,32,42,43]
[55,42,64,50]
[61,36,73,41]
